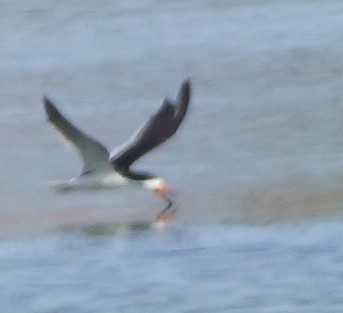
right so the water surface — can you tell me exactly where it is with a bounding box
[1,0,343,312]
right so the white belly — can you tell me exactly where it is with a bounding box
[48,172,129,192]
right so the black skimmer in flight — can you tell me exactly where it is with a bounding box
[43,79,191,223]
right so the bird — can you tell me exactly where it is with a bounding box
[43,79,191,223]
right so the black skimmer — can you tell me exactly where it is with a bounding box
[43,79,191,223]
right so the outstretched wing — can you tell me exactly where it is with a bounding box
[43,96,112,175]
[111,79,191,172]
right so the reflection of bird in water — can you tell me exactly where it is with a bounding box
[43,79,191,223]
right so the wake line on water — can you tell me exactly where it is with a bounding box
[0,207,158,239]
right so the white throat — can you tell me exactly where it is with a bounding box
[142,177,166,191]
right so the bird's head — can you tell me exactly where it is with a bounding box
[143,177,171,196]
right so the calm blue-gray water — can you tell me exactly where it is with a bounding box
[1,0,343,312]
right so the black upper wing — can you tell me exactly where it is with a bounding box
[110,79,191,172]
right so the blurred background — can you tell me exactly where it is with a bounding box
[1,1,343,312]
